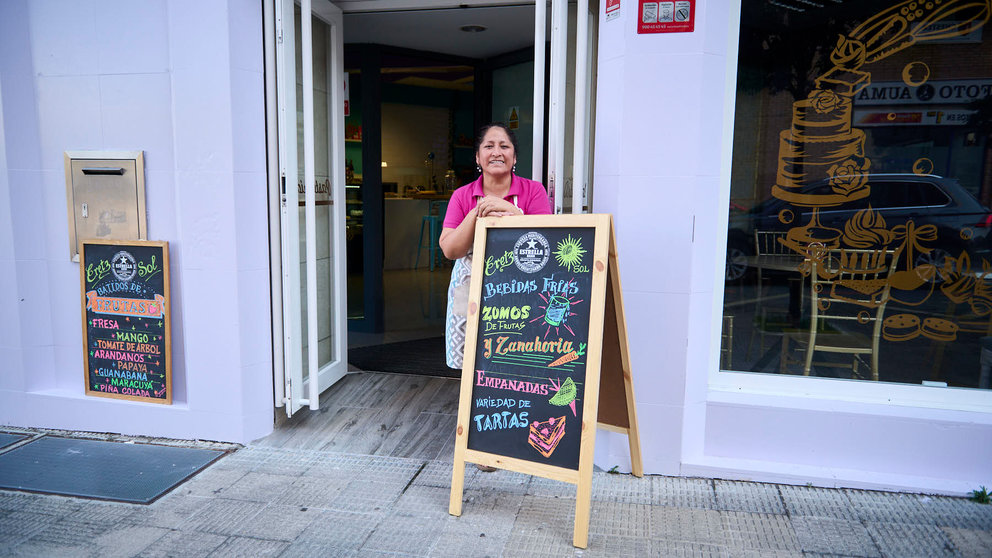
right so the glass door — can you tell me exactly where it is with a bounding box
[545,0,597,214]
[273,0,348,417]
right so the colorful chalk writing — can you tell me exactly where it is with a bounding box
[137,255,161,280]
[467,227,595,470]
[81,241,171,404]
[485,250,515,276]
[475,370,551,395]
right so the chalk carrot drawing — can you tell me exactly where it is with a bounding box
[548,376,578,417]
[548,343,585,367]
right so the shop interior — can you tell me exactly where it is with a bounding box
[339,5,542,376]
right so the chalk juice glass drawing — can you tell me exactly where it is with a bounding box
[545,295,571,326]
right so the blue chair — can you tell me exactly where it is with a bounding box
[416,201,447,271]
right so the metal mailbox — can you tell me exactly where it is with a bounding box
[64,151,146,261]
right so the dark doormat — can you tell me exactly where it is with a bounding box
[0,436,226,504]
[349,337,459,378]
[0,433,28,450]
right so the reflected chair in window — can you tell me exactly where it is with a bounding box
[980,337,992,389]
[721,315,734,370]
[783,248,897,380]
[747,304,796,363]
[754,230,802,305]
[746,231,804,361]
[922,297,992,385]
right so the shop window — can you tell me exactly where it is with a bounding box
[723,0,992,389]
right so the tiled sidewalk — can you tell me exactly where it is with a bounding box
[2,445,991,557]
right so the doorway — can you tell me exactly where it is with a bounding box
[268,0,599,418]
[342,6,546,377]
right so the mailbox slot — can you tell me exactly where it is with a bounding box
[64,151,146,261]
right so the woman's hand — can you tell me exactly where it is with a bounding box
[476,195,522,217]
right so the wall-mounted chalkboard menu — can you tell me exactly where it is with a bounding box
[80,240,171,404]
[450,214,642,549]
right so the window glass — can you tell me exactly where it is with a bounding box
[918,181,953,206]
[867,181,923,208]
[722,0,992,389]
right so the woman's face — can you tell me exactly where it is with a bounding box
[476,127,516,178]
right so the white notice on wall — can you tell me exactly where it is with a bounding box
[606,0,620,21]
[659,2,674,23]
[641,2,657,23]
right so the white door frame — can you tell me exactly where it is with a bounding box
[268,0,349,417]
[534,0,595,215]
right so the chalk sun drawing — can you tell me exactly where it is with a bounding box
[554,234,586,272]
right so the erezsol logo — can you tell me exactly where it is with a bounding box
[111,251,137,282]
[513,232,550,273]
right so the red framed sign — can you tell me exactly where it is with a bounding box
[637,0,694,34]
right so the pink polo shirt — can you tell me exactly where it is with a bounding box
[442,174,552,229]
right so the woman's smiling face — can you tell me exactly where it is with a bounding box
[476,127,516,177]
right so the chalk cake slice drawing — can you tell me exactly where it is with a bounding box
[548,376,578,417]
[528,415,566,458]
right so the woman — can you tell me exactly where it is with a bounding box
[440,124,552,260]
[440,123,552,369]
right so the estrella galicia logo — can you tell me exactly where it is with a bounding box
[513,232,550,273]
[111,250,137,282]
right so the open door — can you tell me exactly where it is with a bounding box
[544,0,597,215]
[270,0,349,417]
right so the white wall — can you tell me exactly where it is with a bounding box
[592,0,729,476]
[0,0,273,443]
[592,0,992,494]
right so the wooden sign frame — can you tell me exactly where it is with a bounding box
[448,214,641,548]
[80,239,172,404]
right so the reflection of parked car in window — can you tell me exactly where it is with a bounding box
[725,174,992,282]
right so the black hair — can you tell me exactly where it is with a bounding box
[474,122,519,155]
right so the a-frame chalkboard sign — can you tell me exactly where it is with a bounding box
[448,213,642,549]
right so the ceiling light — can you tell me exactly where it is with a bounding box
[460,24,487,33]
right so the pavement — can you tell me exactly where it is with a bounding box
[1,442,992,557]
